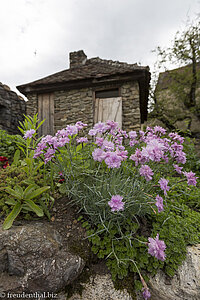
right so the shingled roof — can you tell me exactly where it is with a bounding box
[17,50,150,95]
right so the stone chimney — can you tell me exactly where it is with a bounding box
[69,50,87,68]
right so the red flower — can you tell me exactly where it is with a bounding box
[0,156,8,162]
[59,178,65,183]
[3,161,9,169]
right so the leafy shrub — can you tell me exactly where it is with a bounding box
[0,129,19,160]
[0,115,54,229]
[182,136,200,175]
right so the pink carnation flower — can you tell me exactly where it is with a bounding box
[76,137,88,144]
[169,132,184,144]
[44,148,56,164]
[88,129,97,136]
[57,136,70,147]
[155,195,164,212]
[106,120,118,130]
[92,148,106,162]
[141,139,165,162]
[104,152,122,168]
[129,130,137,139]
[108,195,124,212]
[175,151,186,164]
[95,137,104,147]
[158,178,170,195]
[139,165,154,181]
[130,148,147,166]
[102,140,115,151]
[183,171,198,186]
[148,233,166,261]
[154,126,166,135]
[75,121,87,130]
[142,288,151,300]
[66,125,78,136]
[94,122,109,133]
[173,164,183,174]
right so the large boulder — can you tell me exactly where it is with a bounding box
[148,244,200,300]
[0,222,85,294]
[67,273,133,300]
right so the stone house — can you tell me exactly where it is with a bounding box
[0,82,26,134]
[17,50,150,135]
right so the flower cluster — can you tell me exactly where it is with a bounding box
[129,127,186,168]
[34,121,87,163]
[90,121,128,168]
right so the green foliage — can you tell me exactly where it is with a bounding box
[183,136,200,175]
[0,115,56,229]
[0,129,19,160]
[151,204,200,276]
[168,178,200,212]
[0,163,52,229]
[56,143,166,226]
[3,184,50,230]
[17,114,45,158]
[84,190,200,284]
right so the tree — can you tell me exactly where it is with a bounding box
[154,21,200,108]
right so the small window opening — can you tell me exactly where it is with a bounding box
[95,88,119,99]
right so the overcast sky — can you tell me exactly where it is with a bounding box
[0,0,199,97]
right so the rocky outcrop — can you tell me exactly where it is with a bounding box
[0,223,85,294]
[0,82,25,134]
[67,273,133,300]
[148,244,200,300]
[0,216,199,300]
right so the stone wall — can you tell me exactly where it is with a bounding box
[54,87,94,132]
[26,80,141,134]
[26,93,38,117]
[121,81,141,131]
[0,83,26,134]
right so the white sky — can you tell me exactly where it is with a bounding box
[0,0,199,97]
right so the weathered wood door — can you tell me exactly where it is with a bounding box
[94,97,122,128]
[38,93,54,136]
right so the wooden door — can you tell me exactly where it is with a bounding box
[38,93,54,136]
[94,97,122,128]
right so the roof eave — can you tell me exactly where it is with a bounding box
[17,70,148,96]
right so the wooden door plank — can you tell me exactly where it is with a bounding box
[38,94,43,137]
[95,97,122,128]
[42,94,50,136]
[49,93,54,135]
[94,98,99,124]
[38,93,54,136]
